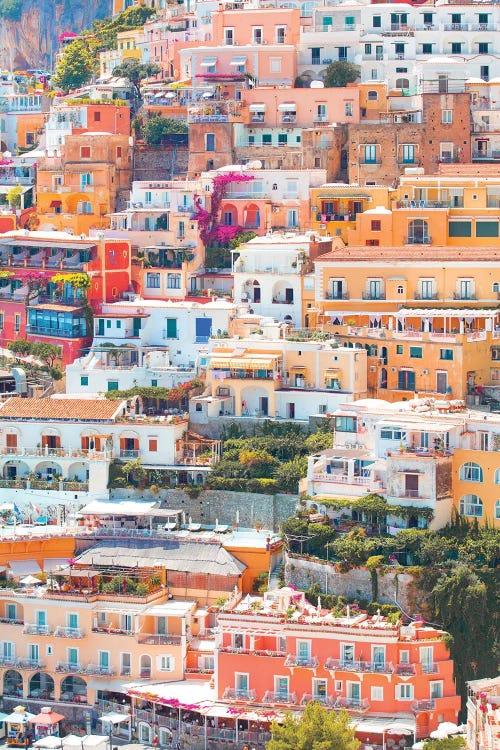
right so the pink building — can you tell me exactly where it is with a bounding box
[241,86,360,128]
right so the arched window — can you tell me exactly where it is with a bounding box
[408,219,429,244]
[395,77,409,90]
[459,462,483,483]
[494,468,500,484]
[367,90,378,101]
[459,494,483,518]
[495,500,500,520]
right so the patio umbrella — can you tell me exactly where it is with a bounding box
[33,737,63,748]
[20,575,42,586]
[437,723,459,736]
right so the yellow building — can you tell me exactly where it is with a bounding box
[310,184,391,242]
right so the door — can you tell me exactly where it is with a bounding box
[438,74,448,93]
[121,653,131,676]
[288,403,295,419]
[133,318,142,337]
[68,647,78,666]
[405,473,419,498]
[347,682,361,704]
[275,676,289,697]
[253,284,261,303]
[436,371,448,394]
[98,318,105,335]
[157,617,167,635]
[297,641,311,661]
[99,651,110,671]
[285,288,294,303]
[28,644,39,662]
[369,280,382,299]
[372,646,385,667]
[235,673,248,696]
[420,646,433,672]
[36,611,46,627]
[342,644,354,665]
[260,397,269,416]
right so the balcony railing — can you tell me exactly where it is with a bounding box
[326,292,349,300]
[120,449,141,459]
[263,691,298,704]
[325,659,393,673]
[222,687,257,701]
[421,662,439,674]
[15,658,45,669]
[405,236,432,245]
[23,624,53,636]
[285,654,319,669]
[395,663,416,675]
[26,325,86,339]
[300,693,332,705]
[0,617,24,625]
[56,661,85,673]
[362,292,386,300]
[54,626,85,638]
[333,697,370,711]
[136,633,182,646]
[280,114,297,124]
[412,699,435,712]
[453,292,477,301]
[414,292,438,300]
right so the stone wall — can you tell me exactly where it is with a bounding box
[110,488,299,531]
[133,145,189,181]
[285,553,417,612]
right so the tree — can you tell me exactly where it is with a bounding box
[424,739,465,750]
[323,61,360,88]
[7,339,33,358]
[142,115,188,145]
[267,702,360,750]
[52,39,96,92]
[6,185,22,209]
[112,59,160,101]
[122,457,147,488]
[31,342,61,368]
[272,456,308,493]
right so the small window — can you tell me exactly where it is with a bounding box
[80,146,91,159]
[397,285,404,294]
[440,349,453,360]
[149,439,158,452]
[80,376,89,386]
[449,221,472,238]
[373,15,381,27]
[410,347,422,359]
[367,90,378,101]
[396,684,414,700]
[107,381,119,391]
[371,220,381,231]
[451,42,462,54]
[94,111,101,122]
[476,221,499,238]
[371,686,384,701]
[116,146,122,158]
[479,42,489,54]
[345,102,353,117]
[422,43,432,54]
[442,110,453,124]
[397,345,403,355]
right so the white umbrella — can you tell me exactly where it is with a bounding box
[20,575,42,586]
[430,730,449,740]
[412,743,424,750]
[33,737,63,748]
[437,723,459,736]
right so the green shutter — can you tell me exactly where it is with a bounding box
[448,221,472,237]
[476,221,499,238]
[107,381,119,391]
[166,318,178,338]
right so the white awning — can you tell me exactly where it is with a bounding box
[127,679,215,707]
[249,103,266,112]
[230,56,247,66]
[200,57,217,67]
[79,500,158,516]
[354,717,416,735]
[9,560,41,576]
[99,713,131,726]
[44,558,69,572]
[278,102,296,111]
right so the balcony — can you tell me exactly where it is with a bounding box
[16,658,45,670]
[300,693,332,706]
[443,23,468,30]
[325,659,394,674]
[250,114,265,123]
[472,150,500,161]
[326,292,349,300]
[414,292,438,300]
[56,661,85,673]
[120,449,141,459]
[280,114,297,124]
[412,699,435,712]
[26,325,87,339]
[453,292,477,301]
[23,624,53,636]
[263,691,298,705]
[85,664,116,676]
[222,687,257,701]
[333,697,370,711]
[0,616,23,625]
[395,663,416,675]
[313,116,329,125]
[421,662,439,674]
[285,654,319,669]
[54,626,85,639]
[405,236,432,245]
[362,292,386,300]
[136,633,182,646]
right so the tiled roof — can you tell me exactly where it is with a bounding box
[0,397,123,421]
[315,246,500,263]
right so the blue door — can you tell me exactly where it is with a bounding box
[195,317,212,343]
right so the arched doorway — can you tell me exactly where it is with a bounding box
[60,675,87,703]
[379,368,388,389]
[29,672,55,700]
[4,669,23,697]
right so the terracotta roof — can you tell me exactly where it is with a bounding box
[0,398,123,421]
[315,245,500,263]
[27,303,84,312]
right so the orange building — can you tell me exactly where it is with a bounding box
[217,588,460,741]
[36,132,132,234]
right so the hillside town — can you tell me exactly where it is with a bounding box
[0,0,498,749]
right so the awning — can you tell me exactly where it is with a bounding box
[249,103,266,112]
[165,91,176,98]
[127,678,215,707]
[210,357,279,369]
[9,560,41,576]
[79,500,158,516]
[230,56,247,66]
[50,200,62,208]
[200,57,217,67]
[99,713,131,726]
[43,558,69,572]
[278,102,296,111]
[354,717,416,735]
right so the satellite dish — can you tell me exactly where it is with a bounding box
[310,80,324,89]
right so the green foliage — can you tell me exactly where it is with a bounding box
[7,340,60,367]
[52,272,91,292]
[142,115,188,145]
[207,476,279,494]
[323,61,361,88]
[304,431,333,453]
[52,39,96,91]
[0,0,22,20]
[8,339,33,358]
[228,230,258,249]
[318,493,434,521]
[112,59,160,99]
[424,738,465,750]
[103,378,203,401]
[121,457,147,488]
[272,456,308,493]
[267,702,360,750]
[6,185,22,208]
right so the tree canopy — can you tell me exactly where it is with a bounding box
[52,39,96,92]
[323,61,360,87]
[112,60,161,100]
[142,115,188,145]
[267,702,360,750]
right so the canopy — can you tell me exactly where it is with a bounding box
[79,500,158,516]
[249,103,266,112]
[9,560,41,577]
[230,56,247,66]
[354,717,416,735]
[20,575,42,586]
[30,711,65,726]
[33,738,63,749]
[5,709,35,724]
[200,57,217,67]
[210,356,279,369]
[99,713,131,726]
[63,735,108,748]
[127,679,215,708]
[278,102,296,111]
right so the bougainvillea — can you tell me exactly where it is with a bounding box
[193,171,254,247]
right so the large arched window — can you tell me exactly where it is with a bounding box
[459,494,483,518]
[459,462,483,482]
[408,219,429,244]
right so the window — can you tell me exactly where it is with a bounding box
[165,318,178,339]
[401,144,415,164]
[408,218,429,244]
[371,220,381,231]
[395,345,404,356]
[494,469,500,485]
[205,133,215,152]
[442,110,453,124]
[459,494,483,518]
[93,111,101,122]
[373,15,381,27]
[422,43,432,54]
[364,144,377,163]
[367,90,378,101]
[278,133,288,145]
[449,221,471,238]
[262,133,272,145]
[345,102,353,117]
[396,684,414,700]
[365,44,372,54]
[274,675,289,696]
[80,375,89,387]
[459,462,483,482]
[334,416,357,432]
[495,500,500,520]
[371,686,384,701]
[311,47,321,64]
[476,221,499,238]
[395,77,409,89]
[252,26,263,44]
[276,26,286,43]
[80,146,91,159]
[410,347,422,359]
[451,42,462,54]
[224,28,234,45]
[480,65,489,82]
[116,146,122,158]
[0,312,4,330]
[14,314,21,333]
[338,47,348,61]
[313,678,328,701]
[107,381,119,391]
[479,42,489,54]
[430,682,443,699]
[398,370,415,391]
[167,273,181,289]
[395,43,405,57]
[270,58,282,73]
[149,439,158,452]
[158,655,174,671]
[380,429,406,441]
[147,273,160,289]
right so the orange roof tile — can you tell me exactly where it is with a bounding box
[0,398,123,421]
[315,246,500,263]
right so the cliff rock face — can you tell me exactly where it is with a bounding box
[0,0,112,70]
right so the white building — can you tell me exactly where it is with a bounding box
[66,297,249,393]
[232,232,332,325]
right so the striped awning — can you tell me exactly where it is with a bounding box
[210,356,279,369]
